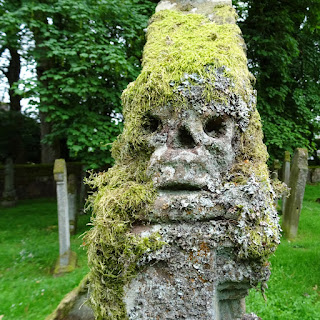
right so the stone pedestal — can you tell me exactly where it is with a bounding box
[282,148,308,239]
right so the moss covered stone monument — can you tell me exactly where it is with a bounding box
[85,1,280,319]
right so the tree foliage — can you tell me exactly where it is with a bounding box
[233,0,320,162]
[0,0,156,168]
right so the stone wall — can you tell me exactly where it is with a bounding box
[0,163,84,199]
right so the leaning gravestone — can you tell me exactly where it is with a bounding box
[282,148,308,239]
[84,1,280,319]
[53,159,76,275]
[1,158,17,207]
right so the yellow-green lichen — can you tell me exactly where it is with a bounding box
[243,212,280,260]
[84,159,162,319]
[210,5,238,24]
[122,7,254,118]
[231,109,270,183]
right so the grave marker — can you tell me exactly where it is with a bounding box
[282,148,308,239]
[85,1,281,319]
[282,151,291,213]
[53,159,76,275]
[68,173,77,235]
[1,158,17,207]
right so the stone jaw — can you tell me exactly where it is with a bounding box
[125,221,270,319]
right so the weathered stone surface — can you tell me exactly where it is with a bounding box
[1,158,17,207]
[311,167,320,183]
[84,1,280,319]
[46,276,94,320]
[68,174,77,235]
[282,148,308,239]
[54,159,70,259]
[281,151,290,213]
[54,159,76,275]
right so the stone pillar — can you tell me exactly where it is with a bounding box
[271,159,280,180]
[79,165,87,215]
[68,173,77,235]
[282,148,308,239]
[85,1,280,319]
[1,158,17,207]
[281,151,291,213]
[53,159,76,274]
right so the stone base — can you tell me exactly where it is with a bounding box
[1,199,17,208]
[45,276,94,320]
[53,251,77,276]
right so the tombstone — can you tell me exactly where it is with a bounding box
[53,159,76,275]
[79,165,87,215]
[271,159,280,180]
[281,151,291,213]
[68,173,77,234]
[1,158,17,207]
[282,148,308,239]
[311,167,320,183]
[84,1,280,319]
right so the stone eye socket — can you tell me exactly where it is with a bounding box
[204,116,226,138]
[143,114,162,133]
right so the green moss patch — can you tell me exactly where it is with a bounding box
[84,164,162,319]
[122,7,253,115]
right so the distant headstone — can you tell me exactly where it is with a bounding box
[271,159,281,180]
[68,174,77,235]
[53,159,76,275]
[311,168,320,183]
[281,151,291,213]
[282,148,308,239]
[1,158,17,207]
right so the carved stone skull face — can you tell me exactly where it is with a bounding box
[147,105,237,193]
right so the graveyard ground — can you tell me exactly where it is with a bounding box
[0,183,319,320]
[0,198,90,320]
[247,182,320,319]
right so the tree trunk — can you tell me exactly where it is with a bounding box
[32,13,61,163]
[6,47,21,112]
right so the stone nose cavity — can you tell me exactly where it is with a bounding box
[147,110,236,192]
[175,124,197,149]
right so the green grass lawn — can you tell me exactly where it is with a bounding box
[0,198,90,320]
[247,183,320,319]
[0,184,319,319]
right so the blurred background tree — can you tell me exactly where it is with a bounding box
[0,0,156,168]
[0,0,319,168]
[233,0,320,163]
